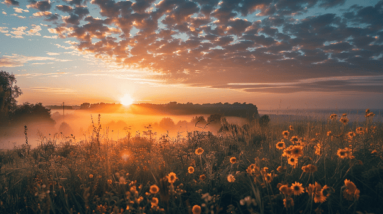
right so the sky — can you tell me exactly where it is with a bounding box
[0,0,382,109]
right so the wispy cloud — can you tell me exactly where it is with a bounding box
[30,87,75,94]
[0,54,71,67]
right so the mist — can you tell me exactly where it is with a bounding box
[0,109,248,150]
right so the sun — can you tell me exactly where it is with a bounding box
[120,94,134,106]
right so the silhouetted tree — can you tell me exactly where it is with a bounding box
[10,103,55,125]
[259,115,270,127]
[0,70,22,124]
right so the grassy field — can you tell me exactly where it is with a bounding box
[0,110,382,214]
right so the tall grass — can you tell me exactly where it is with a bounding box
[0,112,382,214]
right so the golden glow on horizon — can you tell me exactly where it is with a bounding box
[120,94,135,106]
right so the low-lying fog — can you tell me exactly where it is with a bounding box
[0,109,248,150]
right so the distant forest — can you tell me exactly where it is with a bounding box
[48,102,259,120]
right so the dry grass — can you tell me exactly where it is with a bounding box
[0,111,382,214]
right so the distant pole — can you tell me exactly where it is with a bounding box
[63,102,65,121]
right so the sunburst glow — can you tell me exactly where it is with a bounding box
[120,94,134,106]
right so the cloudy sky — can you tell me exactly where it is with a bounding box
[0,0,382,109]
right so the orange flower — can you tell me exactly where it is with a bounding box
[195,147,204,155]
[167,172,177,184]
[356,127,365,134]
[290,136,299,143]
[315,143,322,156]
[230,157,237,164]
[279,185,290,195]
[283,197,294,208]
[89,174,93,179]
[327,131,332,137]
[329,114,337,120]
[340,117,349,125]
[302,164,317,173]
[290,145,304,158]
[282,130,289,139]
[347,131,356,139]
[149,184,159,194]
[276,140,286,150]
[192,205,202,214]
[282,147,293,157]
[246,164,260,175]
[107,179,113,185]
[289,125,294,131]
[291,182,304,196]
[151,197,159,208]
[227,174,235,183]
[337,149,348,159]
[264,173,273,183]
[188,166,195,174]
[199,174,206,181]
[288,156,298,167]
[277,165,286,173]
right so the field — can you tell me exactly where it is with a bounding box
[0,111,382,214]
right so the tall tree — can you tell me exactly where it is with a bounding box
[0,70,22,123]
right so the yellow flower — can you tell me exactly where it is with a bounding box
[230,157,237,164]
[149,184,159,194]
[287,156,298,167]
[282,130,289,139]
[227,174,235,183]
[289,125,294,131]
[167,172,177,184]
[283,197,294,208]
[337,148,348,159]
[340,117,349,125]
[199,174,206,181]
[291,182,304,196]
[302,164,317,173]
[276,140,286,150]
[89,174,93,179]
[264,173,273,183]
[290,145,303,158]
[188,166,195,174]
[290,136,299,143]
[329,114,337,120]
[192,205,202,214]
[151,197,159,208]
[195,147,204,155]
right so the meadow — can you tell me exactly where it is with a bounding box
[0,110,382,214]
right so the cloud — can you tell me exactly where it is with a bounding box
[43,35,57,39]
[11,0,383,94]
[0,54,70,67]
[0,27,8,33]
[30,87,75,94]
[2,11,7,15]
[10,13,25,18]
[27,0,51,11]
[3,0,19,6]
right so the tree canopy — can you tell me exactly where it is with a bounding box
[0,70,22,122]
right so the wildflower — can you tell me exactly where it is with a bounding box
[321,185,333,197]
[279,185,290,195]
[342,113,347,117]
[337,149,348,159]
[283,197,294,208]
[340,117,349,125]
[290,136,299,143]
[290,145,303,158]
[329,114,337,120]
[195,147,204,155]
[149,185,159,194]
[291,182,304,196]
[227,174,235,183]
[168,172,177,184]
[289,125,294,131]
[367,112,375,117]
[277,166,286,173]
[276,140,286,150]
[344,179,357,194]
[287,156,298,167]
[107,179,113,185]
[188,166,195,174]
[314,190,327,203]
[151,197,159,208]
[282,147,293,157]
[302,164,317,173]
[264,173,273,183]
[192,205,202,214]
[262,167,268,173]
[282,130,289,139]
[246,164,259,175]
[327,131,332,137]
[230,157,237,164]
[371,150,377,154]
[199,174,206,181]
[89,174,93,179]
[347,131,356,139]
[356,127,365,134]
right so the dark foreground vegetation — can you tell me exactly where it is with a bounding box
[0,110,382,214]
